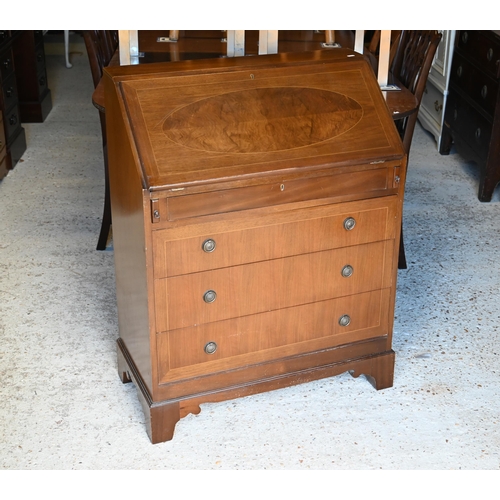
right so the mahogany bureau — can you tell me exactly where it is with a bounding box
[104,49,407,443]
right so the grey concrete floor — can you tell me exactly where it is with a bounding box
[1,35,500,470]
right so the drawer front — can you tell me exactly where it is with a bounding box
[457,31,500,78]
[421,81,445,127]
[34,30,44,46]
[2,73,19,114]
[37,70,49,97]
[0,48,14,81]
[4,105,22,143]
[0,116,5,160]
[157,288,391,383]
[0,31,12,44]
[154,196,398,278]
[35,45,46,75]
[444,90,492,162]
[155,239,394,331]
[165,166,394,221]
[451,52,498,118]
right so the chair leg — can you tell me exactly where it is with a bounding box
[96,181,111,250]
[64,30,73,68]
[398,224,407,269]
[96,145,111,251]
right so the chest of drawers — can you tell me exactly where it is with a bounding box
[0,30,26,173]
[0,110,7,179]
[440,30,500,201]
[12,30,52,123]
[104,49,407,443]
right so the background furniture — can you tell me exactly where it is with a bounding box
[12,30,52,123]
[439,30,500,202]
[64,30,72,68]
[390,30,442,268]
[0,104,6,179]
[418,30,456,150]
[0,30,26,174]
[83,30,118,250]
[104,49,406,443]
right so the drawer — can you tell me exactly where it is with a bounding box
[2,73,19,114]
[153,196,399,277]
[157,288,391,383]
[155,239,394,331]
[451,52,498,118]
[457,31,500,79]
[0,154,7,179]
[444,89,492,162]
[35,45,46,75]
[4,105,22,143]
[422,81,445,127]
[37,70,49,97]
[0,48,14,81]
[0,31,11,44]
[164,166,394,221]
[34,30,44,46]
[0,116,6,160]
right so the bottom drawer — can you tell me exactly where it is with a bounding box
[421,81,445,128]
[444,90,492,162]
[0,154,7,180]
[157,288,391,384]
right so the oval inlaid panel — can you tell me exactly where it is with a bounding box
[162,87,363,153]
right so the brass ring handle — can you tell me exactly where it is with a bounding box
[204,341,218,354]
[202,239,216,253]
[203,290,217,303]
[343,217,356,231]
[341,265,354,278]
[338,314,351,327]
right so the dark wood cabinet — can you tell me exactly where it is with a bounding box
[104,50,407,443]
[0,107,7,179]
[0,30,26,173]
[440,30,500,201]
[12,30,52,123]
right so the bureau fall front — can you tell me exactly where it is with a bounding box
[104,49,407,443]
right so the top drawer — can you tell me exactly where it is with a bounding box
[457,31,500,79]
[153,196,398,278]
[160,164,397,223]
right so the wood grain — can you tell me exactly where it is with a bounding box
[163,87,363,153]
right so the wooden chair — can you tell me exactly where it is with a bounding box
[390,30,442,268]
[83,30,118,250]
[365,30,402,74]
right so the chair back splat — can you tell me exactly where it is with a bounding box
[391,30,442,155]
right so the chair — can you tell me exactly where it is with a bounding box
[83,30,118,250]
[365,30,402,74]
[390,30,442,269]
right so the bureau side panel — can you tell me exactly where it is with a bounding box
[105,74,154,393]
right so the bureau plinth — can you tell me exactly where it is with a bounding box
[104,49,407,443]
